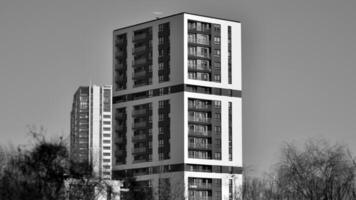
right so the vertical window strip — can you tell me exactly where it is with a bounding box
[228,26,232,84]
[229,102,232,161]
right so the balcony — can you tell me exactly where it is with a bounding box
[188,26,211,34]
[116,125,125,132]
[115,63,125,71]
[133,45,147,54]
[188,52,210,59]
[188,131,211,137]
[188,183,212,190]
[132,70,148,80]
[188,64,211,72]
[132,121,147,129]
[132,147,147,154]
[189,143,211,150]
[132,134,146,142]
[132,109,147,117]
[188,104,211,111]
[133,33,151,42]
[115,150,125,156]
[188,38,210,46]
[115,51,125,59]
[115,136,125,144]
[189,196,212,200]
[116,113,126,120]
[132,58,148,67]
[188,117,211,124]
[115,39,126,46]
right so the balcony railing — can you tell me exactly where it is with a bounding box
[188,183,212,189]
[188,117,211,123]
[188,38,210,45]
[116,125,125,131]
[188,104,211,110]
[132,109,147,116]
[132,121,147,129]
[132,70,147,79]
[188,52,210,59]
[188,65,211,72]
[115,63,125,71]
[188,26,211,33]
[132,58,147,66]
[116,39,126,45]
[133,45,147,54]
[116,113,126,119]
[133,33,148,42]
[132,147,147,154]
[132,134,146,141]
[115,137,125,144]
[188,131,211,137]
[189,143,211,149]
[115,150,125,156]
[189,196,212,200]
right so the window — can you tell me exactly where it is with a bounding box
[103,159,111,162]
[103,127,111,131]
[214,101,221,108]
[103,115,111,118]
[215,50,220,56]
[159,153,164,160]
[159,127,164,134]
[159,75,164,82]
[159,139,164,147]
[214,152,221,160]
[159,114,165,121]
[103,153,111,156]
[159,37,164,45]
[159,49,164,57]
[213,24,221,32]
[214,75,221,82]
[214,126,221,133]
[214,36,220,44]
[159,62,164,70]
[103,121,111,125]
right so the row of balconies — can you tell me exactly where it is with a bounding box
[188,117,211,123]
[188,131,212,137]
[188,143,212,150]
[188,64,211,72]
[188,183,212,189]
[132,147,147,154]
[188,103,211,110]
[188,37,210,46]
[188,26,211,33]
[188,52,210,59]
[189,196,212,200]
[133,32,152,42]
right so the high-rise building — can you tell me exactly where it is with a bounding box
[70,85,113,180]
[112,12,242,200]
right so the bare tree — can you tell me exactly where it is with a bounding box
[239,139,356,200]
[276,140,356,200]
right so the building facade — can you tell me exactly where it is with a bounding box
[112,13,242,200]
[70,85,113,180]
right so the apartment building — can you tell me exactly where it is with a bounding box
[70,85,113,180]
[112,12,242,200]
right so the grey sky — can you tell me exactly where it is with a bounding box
[1,0,356,176]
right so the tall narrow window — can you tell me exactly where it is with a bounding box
[228,26,232,84]
[229,102,233,161]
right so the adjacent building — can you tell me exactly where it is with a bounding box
[112,12,242,200]
[70,85,113,180]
